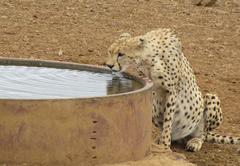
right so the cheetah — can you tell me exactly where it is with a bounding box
[106,29,240,152]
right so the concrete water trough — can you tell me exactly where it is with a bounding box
[0,58,153,165]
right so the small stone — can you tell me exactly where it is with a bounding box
[88,49,94,52]
[182,11,191,15]
[215,22,223,27]
[66,12,72,16]
[52,39,58,43]
[193,0,202,5]
[111,23,118,27]
[207,37,214,41]
[222,42,228,45]
[208,54,214,57]
[58,11,65,15]
[58,48,63,56]
[194,0,217,6]
[219,30,225,33]
[0,164,7,166]
[189,43,195,47]
[23,36,30,42]
[231,8,240,13]
[28,17,35,21]
[10,45,19,52]
[1,15,8,19]
[5,29,16,35]
[194,69,200,75]
[33,13,48,19]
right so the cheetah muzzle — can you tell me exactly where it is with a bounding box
[106,29,240,152]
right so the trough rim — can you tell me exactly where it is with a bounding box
[0,57,153,100]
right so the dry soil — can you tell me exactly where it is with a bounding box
[0,0,240,166]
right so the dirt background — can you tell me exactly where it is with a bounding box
[0,0,240,165]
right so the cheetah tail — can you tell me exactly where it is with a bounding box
[206,132,240,145]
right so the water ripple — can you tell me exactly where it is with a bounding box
[0,65,142,99]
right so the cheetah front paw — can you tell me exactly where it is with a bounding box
[186,138,203,152]
[155,134,171,149]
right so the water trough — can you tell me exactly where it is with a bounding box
[0,58,153,165]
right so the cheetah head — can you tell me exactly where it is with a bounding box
[106,33,146,72]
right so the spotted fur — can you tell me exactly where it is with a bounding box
[106,29,240,152]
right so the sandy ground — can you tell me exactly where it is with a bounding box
[0,0,240,165]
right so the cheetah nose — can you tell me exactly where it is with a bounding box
[107,64,114,69]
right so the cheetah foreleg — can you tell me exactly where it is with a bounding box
[186,117,206,151]
[157,91,177,149]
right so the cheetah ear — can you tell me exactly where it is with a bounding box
[119,33,131,39]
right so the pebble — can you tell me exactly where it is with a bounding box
[231,8,240,13]
[189,43,195,47]
[1,15,8,19]
[58,11,65,15]
[66,12,72,16]
[23,36,30,42]
[194,0,217,6]
[10,45,19,52]
[207,37,214,41]
[5,29,16,35]
[111,23,118,27]
[222,42,228,45]
[52,39,58,43]
[58,48,63,56]
[28,18,35,21]
[33,13,48,19]
[215,22,223,27]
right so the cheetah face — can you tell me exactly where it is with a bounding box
[106,36,146,72]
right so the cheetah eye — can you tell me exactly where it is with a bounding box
[118,53,125,57]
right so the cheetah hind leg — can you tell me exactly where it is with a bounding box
[187,93,240,152]
[203,94,240,152]
[186,93,223,151]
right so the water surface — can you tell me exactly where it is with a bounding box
[0,65,143,99]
